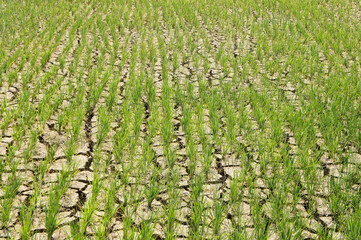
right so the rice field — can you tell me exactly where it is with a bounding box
[0,0,361,239]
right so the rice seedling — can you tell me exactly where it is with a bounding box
[45,164,75,239]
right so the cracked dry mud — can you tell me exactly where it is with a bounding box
[1,0,361,239]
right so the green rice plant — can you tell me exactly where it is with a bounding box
[164,171,180,240]
[208,90,221,142]
[7,70,17,88]
[105,78,119,111]
[59,56,65,71]
[0,171,22,228]
[277,217,302,240]
[45,165,75,239]
[229,173,244,205]
[328,177,348,228]
[269,184,286,223]
[57,111,67,133]
[113,115,130,163]
[12,123,25,145]
[121,205,137,240]
[97,107,111,147]
[161,109,173,149]
[1,107,12,135]
[316,226,333,240]
[186,137,197,179]
[211,192,227,238]
[96,178,119,238]
[130,104,144,153]
[224,102,237,151]
[23,129,39,162]
[189,175,206,239]
[344,208,361,240]
[202,141,212,179]
[0,99,7,119]
[138,220,154,240]
[145,167,161,208]
[74,159,103,238]
[19,196,37,240]
[251,194,270,239]
[40,50,52,69]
